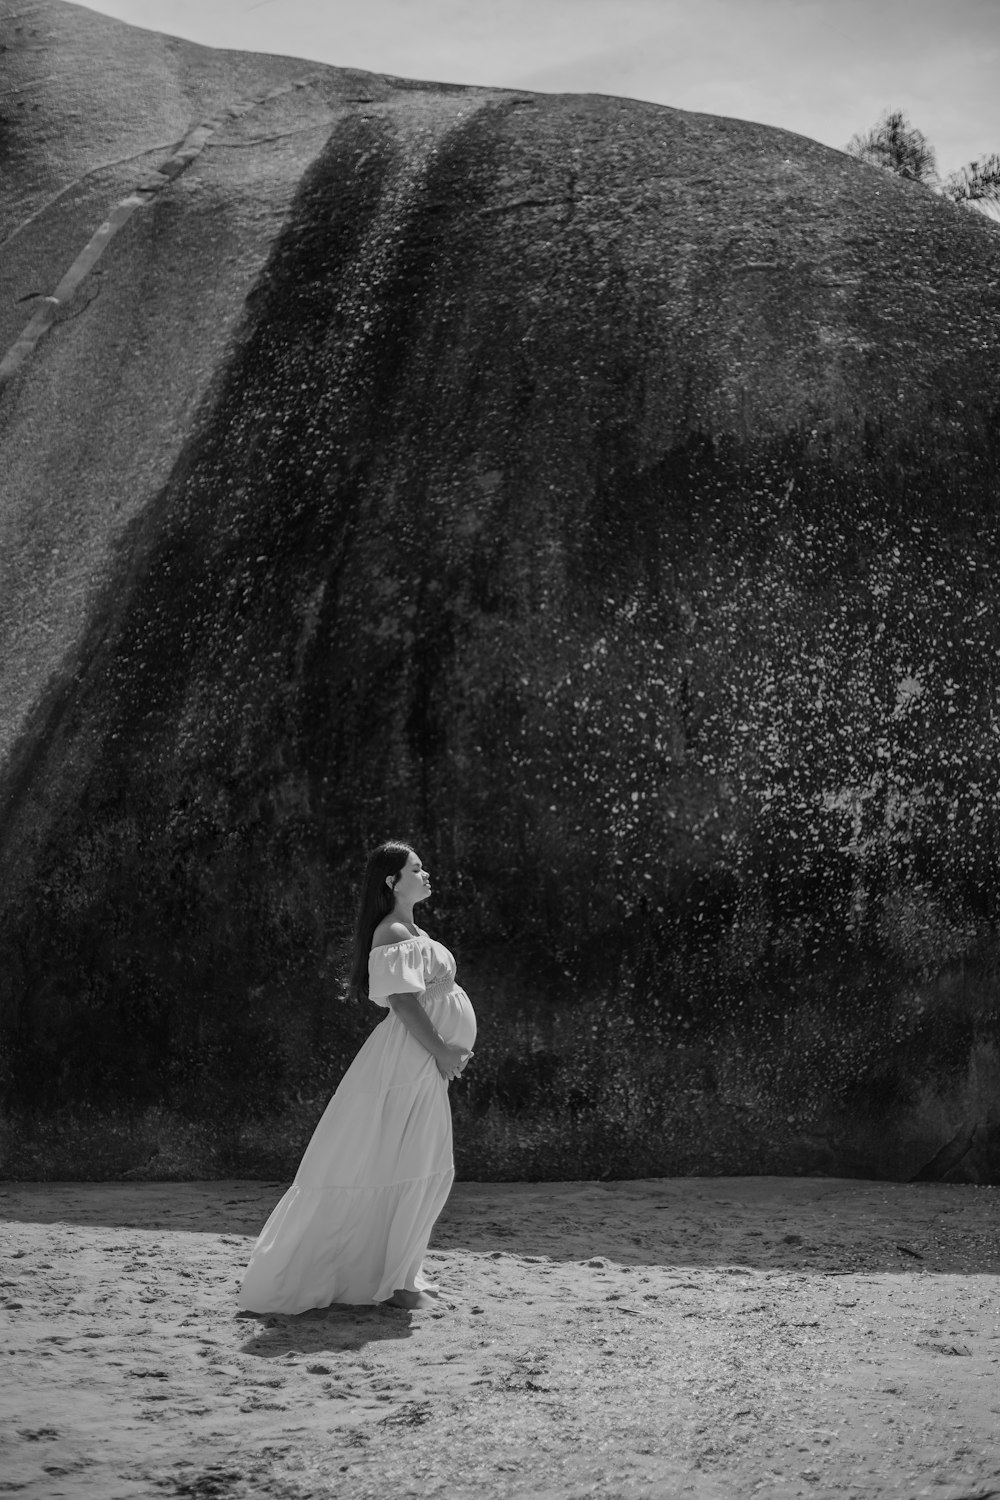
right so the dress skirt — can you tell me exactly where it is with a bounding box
[238,962,475,1312]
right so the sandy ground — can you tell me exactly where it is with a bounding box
[1,1177,999,1500]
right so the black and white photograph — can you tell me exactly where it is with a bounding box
[1,0,999,1494]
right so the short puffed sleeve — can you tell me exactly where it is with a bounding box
[368,939,427,1006]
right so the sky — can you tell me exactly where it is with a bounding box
[83,0,999,177]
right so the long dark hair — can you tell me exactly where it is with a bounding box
[348,841,414,1000]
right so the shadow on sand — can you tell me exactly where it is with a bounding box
[236,1300,417,1358]
[3,1177,998,1277]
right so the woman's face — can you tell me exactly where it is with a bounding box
[390,850,431,906]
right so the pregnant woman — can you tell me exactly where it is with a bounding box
[238,841,476,1313]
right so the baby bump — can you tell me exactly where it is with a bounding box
[423,983,477,1051]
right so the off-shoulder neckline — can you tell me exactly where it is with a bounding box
[369,930,430,953]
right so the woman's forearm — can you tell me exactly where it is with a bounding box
[387,992,446,1059]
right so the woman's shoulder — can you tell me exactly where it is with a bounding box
[371,919,422,952]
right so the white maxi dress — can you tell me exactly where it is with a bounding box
[238,934,476,1312]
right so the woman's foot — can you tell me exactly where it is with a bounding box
[387,1288,436,1310]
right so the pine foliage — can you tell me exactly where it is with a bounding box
[941,153,1000,205]
[847,110,999,216]
[846,109,937,184]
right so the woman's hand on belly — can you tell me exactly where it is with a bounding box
[388,993,472,1080]
[435,1042,472,1081]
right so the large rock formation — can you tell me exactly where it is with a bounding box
[2,1,999,1180]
